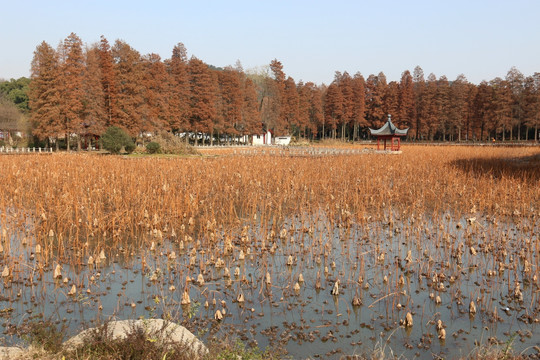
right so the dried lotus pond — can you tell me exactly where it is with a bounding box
[0,145,538,359]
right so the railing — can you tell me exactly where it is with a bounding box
[231,147,393,157]
[0,147,53,154]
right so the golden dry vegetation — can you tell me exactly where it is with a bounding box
[0,146,538,358]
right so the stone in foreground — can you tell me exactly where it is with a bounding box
[64,319,208,356]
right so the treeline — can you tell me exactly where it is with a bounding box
[0,77,30,138]
[23,33,540,147]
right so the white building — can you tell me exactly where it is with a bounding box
[274,136,291,146]
[252,130,272,145]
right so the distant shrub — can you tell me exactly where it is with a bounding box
[151,132,199,155]
[101,126,135,154]
[146,141,161,154]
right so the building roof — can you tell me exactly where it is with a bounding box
[369,115,409,136]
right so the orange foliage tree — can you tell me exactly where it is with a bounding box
[27,33,540,146]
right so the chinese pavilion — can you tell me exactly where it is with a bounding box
[369,115,409,151]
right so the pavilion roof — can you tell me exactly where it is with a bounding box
[369,115,409,136]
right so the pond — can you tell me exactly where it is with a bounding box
[0,208,538,359]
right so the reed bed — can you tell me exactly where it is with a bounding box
[0,146,538,359]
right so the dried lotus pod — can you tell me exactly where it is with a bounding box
[197,273,205,286]
[181,289,191,305]
[331,280,340,295]
[54,264,62,279]
[469,300,477,315]
[405,312,413,327]
[438,327,446,340]
[1,266,10,278]
[237,293,245,303]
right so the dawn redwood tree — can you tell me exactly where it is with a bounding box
[305,82,324,139]
[448,74,469,141]
[335,72,354,140]
[270,59,287,134]
[253,69,279,134]
[241,77,261,137]
[167,43,191,136]
[98,36,116,127]
[413,66,427,140]
[297,81,311,138]
[324,83,342,139]
[489,77,513,141]
[351,72,366,141]
[398,70,415,131]
[217,68,243,142]
[506,66,525,140]
[82,46,107,140]
[141,53,170,132]
[383,81,399,124]
[523,74,540,141]
[473,81,491,141]
[188,57,217,145]
[435,75,451,141]
[464,83,478,141]
[365,74,386,129]
[424,73,439,140]
[29,41,63,148]
[282,76,299,135]
[112,40,145,136]
[59,32,85,150]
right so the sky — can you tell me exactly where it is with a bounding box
[1,0,539,85]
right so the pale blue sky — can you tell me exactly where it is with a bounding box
[1,0,539,84]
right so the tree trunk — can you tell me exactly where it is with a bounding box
[480,123,484,141]
[66,133,70,151]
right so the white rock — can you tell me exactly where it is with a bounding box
[0,346,25,359]
[64,319,207,356]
